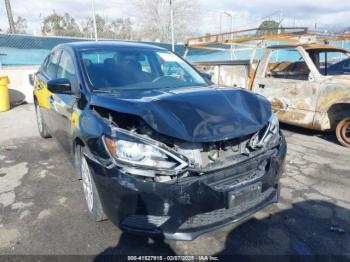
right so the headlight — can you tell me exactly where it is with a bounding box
[103,132,188,173]
[249,114,280,149]
[267,114,280,138]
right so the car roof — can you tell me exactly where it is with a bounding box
[57,41,166,51]
[268,43,349,53]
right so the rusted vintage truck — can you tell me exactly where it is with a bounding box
[193,44,350,147]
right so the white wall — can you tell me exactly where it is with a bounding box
[1,65,40,104]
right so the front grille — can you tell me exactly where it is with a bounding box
[121,215,170,231]
[206,164,266,191]
[179,187,275,231]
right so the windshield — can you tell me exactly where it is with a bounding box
[79,48,208,91]
[308,49,350,76]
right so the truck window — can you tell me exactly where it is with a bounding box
[266,49,310,80]
[309,50,350,76]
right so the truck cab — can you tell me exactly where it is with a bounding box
[251,44,350,146]
[194,44,350,147]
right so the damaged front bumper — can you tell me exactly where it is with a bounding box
[85,135,286,241]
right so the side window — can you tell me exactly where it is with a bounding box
[318,51,350,75]
[39,56,49,73]
[57,50,78,91]
[43,50,61,79]
[139,56,152,73]
[266,49,310,80]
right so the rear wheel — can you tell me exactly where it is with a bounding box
[76,145,107,222]
[35,103,51,138]
[336,118,350,147]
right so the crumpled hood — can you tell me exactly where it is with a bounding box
[90,86,272,142]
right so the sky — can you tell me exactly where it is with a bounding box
[0,0,349,35]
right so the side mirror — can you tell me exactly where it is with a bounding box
[47,78,72,94]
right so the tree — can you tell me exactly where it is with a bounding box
[42,11,82,37]
[82,15,111,39]
[82,15,133,40]
[257,20,280,36]
[6,16,27,34]
[13,16,27,34]
[133,0,199,42]
[111,18,133,39]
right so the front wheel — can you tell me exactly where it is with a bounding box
[76,145,107,222]
[336,118,350,147]
[35,103,51,138]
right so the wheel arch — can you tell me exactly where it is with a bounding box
[72,136,86,179]
[326,100,350,130]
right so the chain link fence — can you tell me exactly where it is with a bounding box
[1,0,349,67]
[0,0,209,66]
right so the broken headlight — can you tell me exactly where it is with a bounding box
[249,114,280,149]
[103,129,188,174]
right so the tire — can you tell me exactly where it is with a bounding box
[35,103,51,138]
[336,117,350,147]
[75,145,107,222]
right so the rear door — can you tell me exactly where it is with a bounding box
[48,49,79,155]
[34,49,61,132]
[252,48,319,127]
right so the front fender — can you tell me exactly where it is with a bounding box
[314,100,350,131]
[75,108,113,164]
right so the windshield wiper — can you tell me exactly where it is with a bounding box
[93,89,117,93]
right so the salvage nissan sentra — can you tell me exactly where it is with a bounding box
[32,41,286,240]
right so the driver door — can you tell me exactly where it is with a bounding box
[252,48,319,127]
[48,49,79,155]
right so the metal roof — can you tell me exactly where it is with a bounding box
[268,43,349,52]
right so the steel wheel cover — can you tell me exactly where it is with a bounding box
[81,155,94,212]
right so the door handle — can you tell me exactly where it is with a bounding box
[258,84,265,89]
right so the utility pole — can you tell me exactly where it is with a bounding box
[219,13,222,36]
[224,12,233,33]
[4,0,15,34]
[224,11,234,60]
[170,0,175,52]
[90,0,98,41]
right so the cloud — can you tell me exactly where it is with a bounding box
[200,0,350,28]
[0,0,349,34]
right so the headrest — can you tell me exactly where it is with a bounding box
[83,59,92,67]
[104,58,116,68]
[128,60,142,72]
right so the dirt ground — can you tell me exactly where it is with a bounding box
[0,104,350,258]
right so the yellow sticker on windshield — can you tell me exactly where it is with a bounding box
[157,52,182,62]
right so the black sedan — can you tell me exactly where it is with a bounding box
[32,41,286,240]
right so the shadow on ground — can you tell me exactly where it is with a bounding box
[9,89,26,107]
[94,200,350,259]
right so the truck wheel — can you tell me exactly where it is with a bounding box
[76,145,107,222]
[35,104,51,138]
[336,118,350,147]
